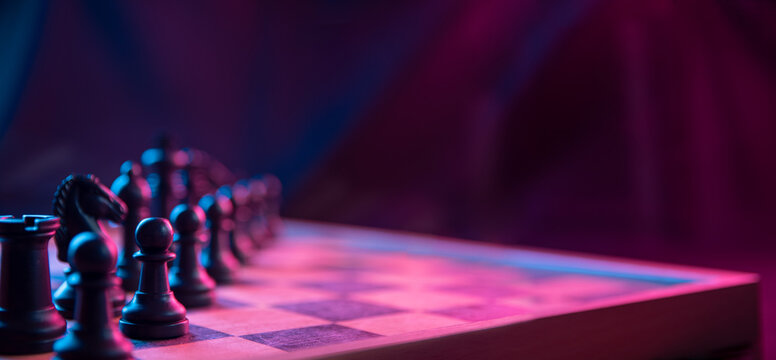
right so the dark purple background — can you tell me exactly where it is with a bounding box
[1,0,775,355]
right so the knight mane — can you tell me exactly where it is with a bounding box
[52,174,96,260]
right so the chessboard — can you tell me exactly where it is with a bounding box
[5,220,761,360]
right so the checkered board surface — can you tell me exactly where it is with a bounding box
[6,220,760,360]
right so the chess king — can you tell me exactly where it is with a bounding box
[52,174,128,318]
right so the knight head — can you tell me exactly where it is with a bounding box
[78,176,127,224]
[53,174,127,262]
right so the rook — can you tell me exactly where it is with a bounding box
[0,215,66,355]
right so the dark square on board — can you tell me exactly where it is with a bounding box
[241,324,380,351]
[275,299,404,322]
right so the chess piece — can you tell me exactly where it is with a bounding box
[244,178,268,249]
[120,218,189,339]
[182,148,213,206]
[53,231,133,360]
[199,193,238,284]
[169,204,216,308]
[111,161,151,292]
[141,134,187,218]
[201,150,236,191]
[218,185,249,265]
[0,215,67,355]
[231,181,257,254]
[261,174,283,237]
[52,174,127,319]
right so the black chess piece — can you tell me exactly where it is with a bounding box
[120,218,188,339]
[261,174,283,237]
[0,215,67,355]
[141,134,187,219]
[199,193,238,284]
[182,148,213,206]
[200,149,236,191]
[52,174,127,319]
[218,185,249,265]
[53,231,134,360]
[244,178,268,249]
[169,204,216,308]
[111,161,151,292]
[231,181,258,253]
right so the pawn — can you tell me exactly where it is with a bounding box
[53,232,133,360]
[111,161,151,292]
[199,193,238,284]
[244,178,268,249]
[119,218,188,339]
[218,185,249,265]
[169,204,215,308]
[141,134,187,218]
[261,174,283,237]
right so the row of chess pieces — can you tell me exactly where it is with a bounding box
[0,139,282,359]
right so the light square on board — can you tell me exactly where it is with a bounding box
[495,294,575,313]
[351,288,483,311]
[238,266,345,283]
[431,303,532,322]
[312,262,379,272]
[185,307,331,336]
[437,262,525,279]
[134,336,284,360]
[339,312,467,336]
[434,283,527,299]
[215,283,338,307]
[342,253,450,271]
[515,274,646,300]
[440,260,567,282]
[259,244,358,268]
[356,271,464,288]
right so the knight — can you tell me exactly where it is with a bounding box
[52,174,128,318]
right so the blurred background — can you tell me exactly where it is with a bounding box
[1,0,775,355]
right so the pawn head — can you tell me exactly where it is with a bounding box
[199,193,233,219]
[68,231,117,273]
[231,182,250,206]
[120,161,142,176]
[135,217,174,253]
[248,179,267,202]
[170,204,205,234]
[261,174,282,197]
[112,161,152,209]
